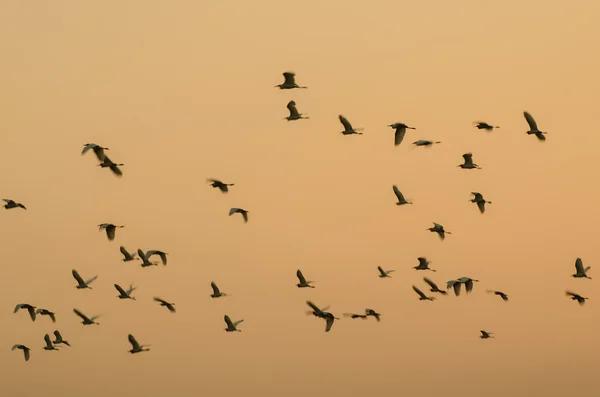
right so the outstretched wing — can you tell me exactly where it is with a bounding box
[153,297,167,305]
[287,101,300,117]
[241,211,248,223]
[53,330,62,341]
[523,111,538,130]
[338,115,353,131]
[575,258,585,274]
[471,192,483,201]
[423,277,437,290]
[283,72,295,85]
[72,270,85,285]
[325,316,334,332]
[296,270,307,284]
[229,208,239,216]
[211,282,220,295]
[477,201,486,214]
[128,334,141,350]
[73,308,91,322]
[392,185,406,202]
[394,125,407,146]
[224,315,234,328]
[114,284,127,295]
[233,319,244,327]
[81,144,95,155]
[120,246,133,259]
[85,275,98,286]
[306,300,321,313]
[462,153,473,165]
[147,250,168,265]
[412,285,426,299]
[137,249,148,262]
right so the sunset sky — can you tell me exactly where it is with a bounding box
[1,1,600,396]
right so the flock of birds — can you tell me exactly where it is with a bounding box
[8,71,591,362]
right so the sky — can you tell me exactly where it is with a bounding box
[1,1,600,396]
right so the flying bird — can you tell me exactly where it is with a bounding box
[473,122,499,131]
[414,257,435,272]
[138,249,158,267]
[343,313,368,319]
[423,277,447,295]
[210,282,228,298]
[11,344,30,361]
[224,315,244,332]
[338,115,363,135]
[365,308,381,321]
[285,100,309,120]
[572,258,591,279]
[229,208,249,223]
[275,72,307,89]
[207,178,235,193]
[487,290,509,301]
[392,185,412,205]
[35,308,56,323]
[98,155,124,176]
[72,269,97,289]
[377,266,395,278]
[43,334,59,351]
[523,111,547,141]
[52,331,71,347]
[98,223,124,241]
[389,123,416,146]
[412,285,435,301]
[128,334,150,354]
[154,297,176,313]
[566,291,588,305]
[305,300,330,318]
[296,269,315,288]
[3,199,26,210]
[14,304,37,321]
[427,222,451,240]
[412,140,441,147]
[480,330,494,339]
[457,277,480,294]
[470,192,491,214]
[119,246,139,262]
[73,308,100,325]
[82,143,109,161]
[458,153,481,169]
[146,250,168,265]
[114,284,137,300]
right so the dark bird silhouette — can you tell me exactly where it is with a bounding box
[73,308,100,325]
[207,179,235,193]
[154,297,176,313]
[114,284,137,300]
[296,269,315,288]
[275,72,307,89]
[365,308,382,321]
[392,185,413,205]
[14,304,37,321]
[473,122,499,131]
[72,269,97,289]
[458,153,481,169]
[566,291,588,305]
[52,331,71,347]
[119,246,139,262]
[210,282,229,298]
[470,192,491,214]
[128,334,150,354]
[412,139,441,147]
[35,308,56,322]
[43,334,59,351]
[285,100,309,120]
[414,257,435,272]
[339,115,363,135]
[523,111,547,141]
[487,290,509,301]
[427,222,451,240]
[146,250,168,266]
[98,223,124,241]
[412,285,435,301]
[572,257,591,279]
[377,266,395,278]
[343,313,368,319]
[82,143,109,161]
[98,155,124,176]
[11,344,30,361]
[229,207,249,223]
[224,315,244,332]
[423,277,447,295]
[480,330,494,339]
[389,123,415,146]
[3,199,26,210]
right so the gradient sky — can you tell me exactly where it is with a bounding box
[1,1,600,396]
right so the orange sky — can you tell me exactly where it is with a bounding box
[1,1,600,396]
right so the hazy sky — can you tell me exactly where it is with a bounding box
[1,1,600,396]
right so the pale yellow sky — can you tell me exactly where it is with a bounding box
[1,1,600,396]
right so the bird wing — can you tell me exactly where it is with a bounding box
[477,201,486,214]
[81,144,94,155]
[394,126,407,146]
[523,111,538,130]
[283,72,295,85]
[433,222,443,229]
[106,227,116,240]
[229,208,239,216]
[325,316,334,332]
[92,146,106,161]
[23,348,30,361]
[575,258,585,274]
[137,249,148,261]
[462,153,473,165]
[423,277,437,290]
[120,246,131,258]
[287,101,300,117]
[73,309,90,322]
[85,275,98,286]
[306,300,321,313]
[126,285,136,295]
[11,344,22,351]
[128,334,140,350]
[418,257,428,267]
[211,282,220,295]
[224,315,234,328]
[44,334,52,347]
[147,250,168,265]
[412,285,427,299]
[453,282,461,296]
[465,280,474,293]
[27,306,36,321]
[53,330,62,341]
[296,270,307,284]
[392,185,405,202]
[535,132,546,141]
[153,297,167,305]
[207,178,221,184]
[377,266,386,276]
[90,315,101,321]
[339,115,353,130]
[241,211,248,222]
[13,304,23,313]
[72,270,85,285]
[233,319,244,327]
[471,192,483,200]
[114,284,127,295]
[565,290,576,297]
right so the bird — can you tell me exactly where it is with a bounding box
[275,72,307,89]
[285,100,309,120]
[572,257,591,279]
[412,140,441,147]
[566,291,588,305]
[458,153,481,169]
[35,308,56,323]
[146,250,168,266]
[210,282,229,298]
[52,331,71,347]
[73,308,101,325]
[457,277,480,294]
[487,290,509,301]
[82,143,109,161]
[412,285,435,301]
[72,269,97,289]
[98,155,124,176]
[523,111,547,141]
[305,300,330,318]
[3,199,26,210]
[154,297,176,313]
[207,178,235,193]
[224,315,244,332]
[119,246,139,262]
[114,284,137,300]
[414,257,435,272]
[229,207,249,223]
[138,249,158,267]
[392,185,412,205]
[296,269,315,288]
[389,123,416,146]
[473,122,499,131]
[98,223,124,241]
[423,277,447,295]
[427,222,451,240]
[343,313,368,319]
[365,308,381,321]
[11,344,30,361]
[14,304,37,321]
[446,280,463,297]
[480,330,494,339]
[470,192,491,214]
[377,266,395,278]
[128,334,150,354]
[338,115,363,135]
[43,334,59,351]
